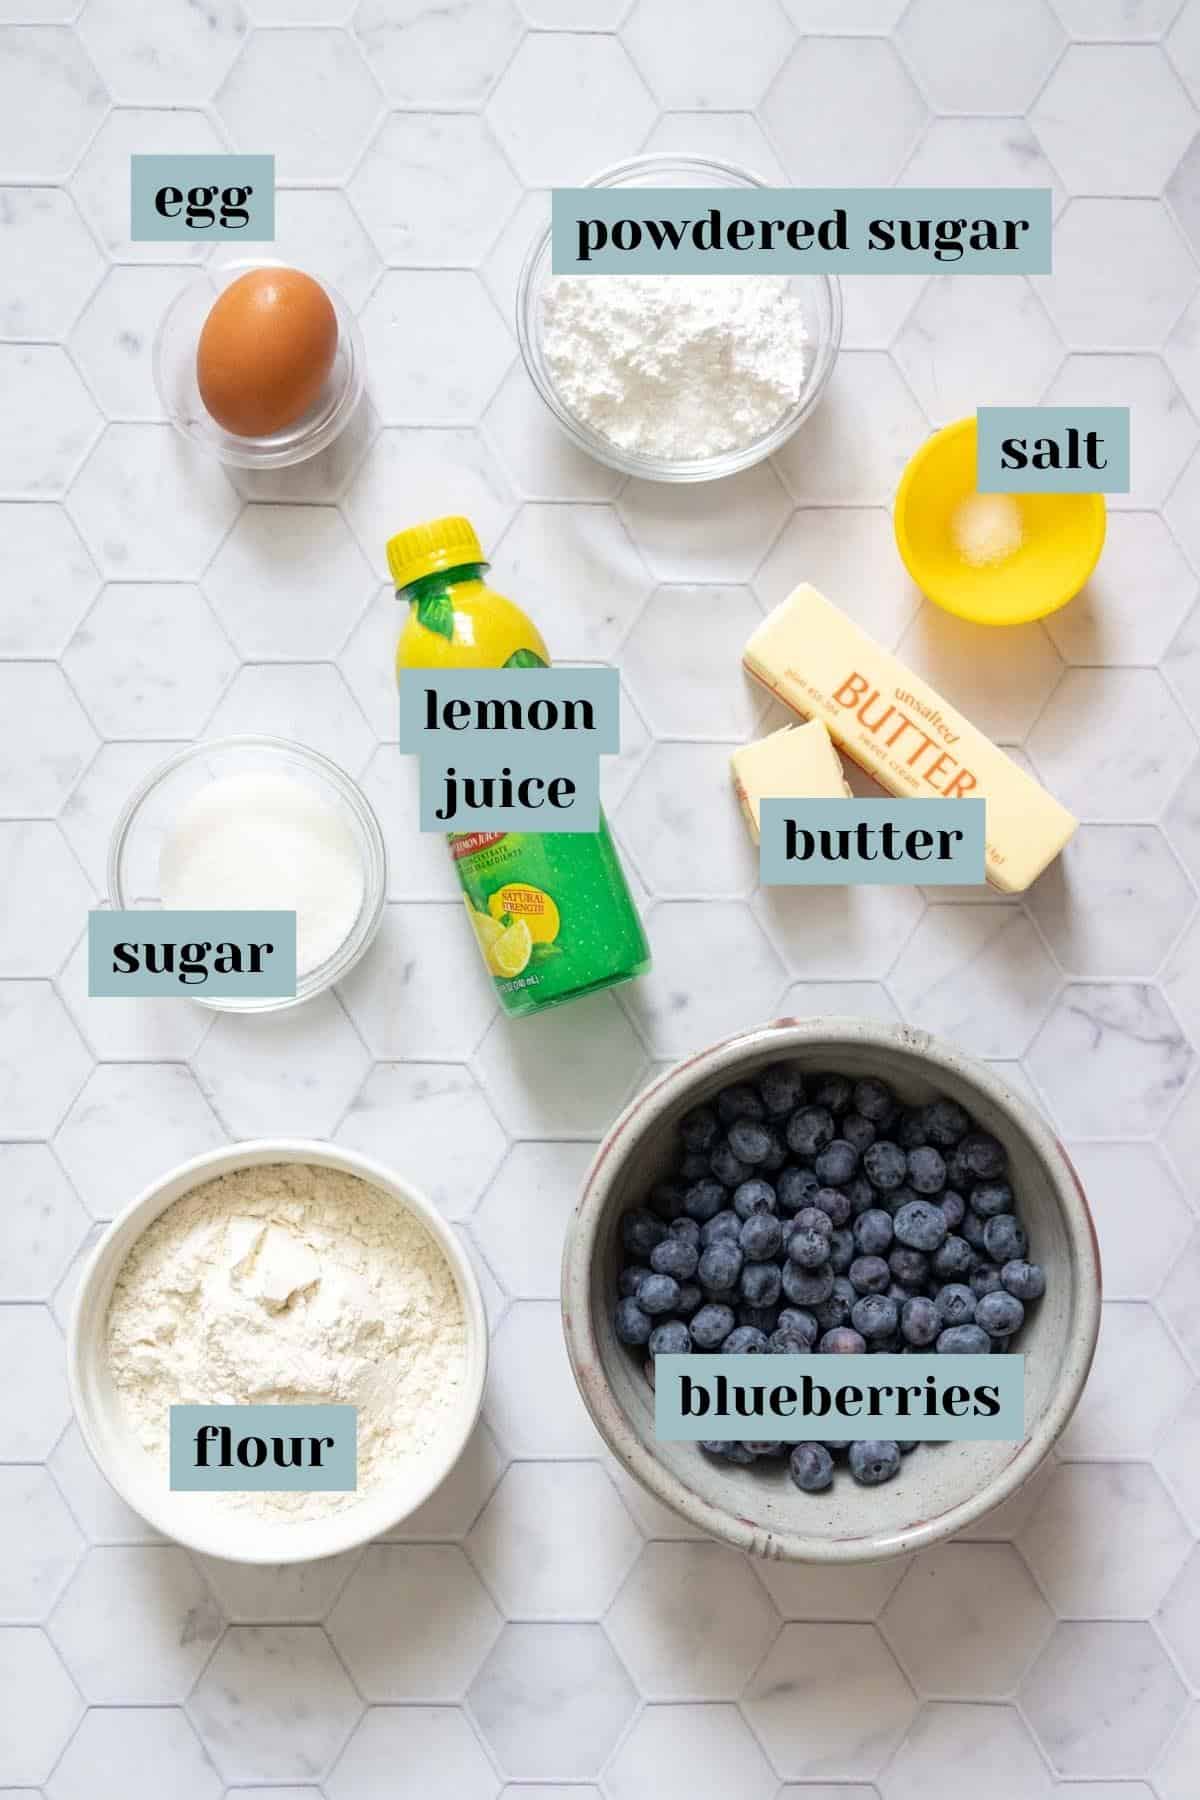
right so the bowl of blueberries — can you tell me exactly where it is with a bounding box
[561,1017,1101,1563]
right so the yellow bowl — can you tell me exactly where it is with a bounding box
[894,416,1107,627]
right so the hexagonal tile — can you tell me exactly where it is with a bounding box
[1161,907,1200,1043]
[355,748,459,900]
[607,1541,778,1699]
[205,663,374,774]
[603,680,653,813]
[355,0,523,106]
[1046,355,1197,512]
[78,0,244,100]
[50,1546,222,1703]
[628,898,785,1056]
[1020,1621,1187,1777]
[1027,827,1193,980]
[468,1462,640,1617]
[898,608,1062,745]
[756,881,924,985]
[55,1063,225,1220]
[64,583,236,736]
[903,115,1064,209]
[1166,454,1200,577]
[487,34,655,186]
[1026,984,1192,1137]
[0,983,91,1137]
[67,424,239,580]
[619,743,758,900]
[0,1628,82,1786]
[0,1309,66,1464]
[0,345,100,498]
[753,1557,908,1623]
[1057,0,1179,30]
[0,26,107,181]
[195,989,369,1137]
[1036,200,1195,349]
[1066,1142,1194,1298]
[743,1622,917,1781]
[349,112,519,266]
[1034,45,1192,195]
[360,271,512,425]
[493,504,650,657]
[337,1062,507,1220]
[1164,599,1200,721]
[1048,512,1197,668]
[343,426,516,586]
[0,1466,83,1623]
[70,106,225,263]
[1019,1460,1190,1618]
[58,928,216,1064]
[764,37,926,184]
[756,508,922,651]
[894,278,1063,423]
[67,266,194,422]
[1,502,99,660]
[48,1422,164,1547]
[1157,1546,1200,1688]
[1,188,103,341]
[898,0,1064,111]
[773,353,926,507]
[1027,669,1195,823]
[780,980,902,1027]
[56,740,171,891]
[0,663,98,819]
[46,1706,222,1800]
[1158,1706,1200,1800]
[0,824,90,976]
[384,1422,506,1541]
[889,904,1059,1058]
[1060,1301,1195,1458]
[328,1545,501,1700]
[329,1706,500,1800]
[622,0,791,108]
[1159,1230,1200,1371]
[621,585,766,742]
[205,504,371,659]
[189,1625,362,1783]
[229,393,377,509]
[476,989,645,1134]
[471,1140,593,1297]
[483,359,624,503]
[607,1704,776,1800]
[216,27,382,179]
[339,904,498,1059]
[469,1622,635,1779]
[882,1702,1053,1800]
[485,1302,602,1457]
[0,1142,89,1302]
[645,109,787,180]
[879,1544,1051,1699]
[194,1551,359,1626]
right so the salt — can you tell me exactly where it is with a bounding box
[952,492,1024,568]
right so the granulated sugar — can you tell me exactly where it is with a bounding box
[541,274,809,461]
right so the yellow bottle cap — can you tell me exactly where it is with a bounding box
[386,516,484,591]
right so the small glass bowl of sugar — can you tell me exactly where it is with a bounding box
[107,737,387,1012]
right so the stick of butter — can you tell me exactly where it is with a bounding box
[743,584,1076,893]
[731,721,850,844]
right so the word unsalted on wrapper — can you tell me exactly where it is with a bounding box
[656,1354,1025,1442]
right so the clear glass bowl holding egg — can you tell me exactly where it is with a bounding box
[153,258,365,469]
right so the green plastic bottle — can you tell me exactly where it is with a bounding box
[388,514,651,1018]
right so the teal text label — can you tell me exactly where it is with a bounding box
[977,405,1130,492]
[131,155,275,241]
[759,798,986,886]
[88,910,297,997]
[170,1406,356,1491]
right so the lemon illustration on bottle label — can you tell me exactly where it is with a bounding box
[488,916,533,979]
[487,883,560,945]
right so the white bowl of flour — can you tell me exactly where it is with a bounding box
[67,1141,488,1564]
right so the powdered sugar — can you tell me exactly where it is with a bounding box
[541,274,809,461]
[106,1162,466,1523]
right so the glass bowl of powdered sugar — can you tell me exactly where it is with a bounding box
[107,736,387,1013]
[517,154,842,483]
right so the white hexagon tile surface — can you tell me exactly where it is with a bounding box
[5,6,1200,1799]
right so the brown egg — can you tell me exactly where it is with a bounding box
[196,267,338,438]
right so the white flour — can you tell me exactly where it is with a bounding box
[106,1162,466,1522]
[541,274,809,460]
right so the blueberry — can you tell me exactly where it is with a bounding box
[788,1227,832,1269]
[896,1108,928,1150]
[983,1214,1027,1264]
[774,1307,819,1349]
[739,1303,780,1333]
[621,1209,667,1257]
[812,1185,852,1227]
[700,1210,741,1246]
[924,1098,970,1146]
[786,1105,836,1157]
[849,1254,891,1295]
[821,1326,866,1353]
[710,1140,752,1189]
[935,1283,976,1327]
[697,1240,743,1293]
[1002,1259,1046,1301]
[960,1130,1007,1179]
[790,1442,835,1492]
[758,1061,806,1117]
[676,1283,702,1317]
[844,1175,877,1217]
[940,1189,966,1230]
[679,1104,720,1154]
[723,1325,769,1354]
[782,1261,835,1306]
[853,1077,897,1126]
[739,1260,782,1308]
[651,1236,699,1281]
[648,1320,691,1356]
[852,1293,899,1340]
[894,1198,949,1253]
[777,1166,821,1214]
[815,1139,859,1185]
[814,1276,857,1331]
[976,1290,1024,1336]
[842,1112,876,1153]
[717,1082,765,1124]
[743,1439,785,1457]
[848,1440,901,1485]
[961,1209,990,1252]
[685,1179,727,1223]
[733,1178,777,1220]
[638,1272,682,1315]
[932,1234,977,1280]
[970,1265,1003,1299]
[690,1303,736,1348]
[728,1118,777,1165]
[864,1140,907,1191]
[670,1217,702,1245]
[936,1323,991,1354]
[701,1439,755,1463]
[740,1212,783,1261]
[828,1228,855,1274]
[889,1246,929,1288]
[651,1181,688,1221]
[619,1266,648,1298]
[971,1180,1013,1218]
[810,1072,853,1113]
[901,1295,940,1346]
[759,1133,788,1174]
[794,1205,834,1238]
[854,1208,894,1255]
[907,1145,947,1195]
[614,1298,653,1345]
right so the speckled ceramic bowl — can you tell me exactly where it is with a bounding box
[562,1019,1101,1563]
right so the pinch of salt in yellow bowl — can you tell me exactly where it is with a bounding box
[894,415,1107,627]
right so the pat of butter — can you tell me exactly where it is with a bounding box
[743,584,1077,893]
[731,721,850,844]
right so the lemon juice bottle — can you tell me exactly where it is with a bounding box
[389,516,651,1017]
